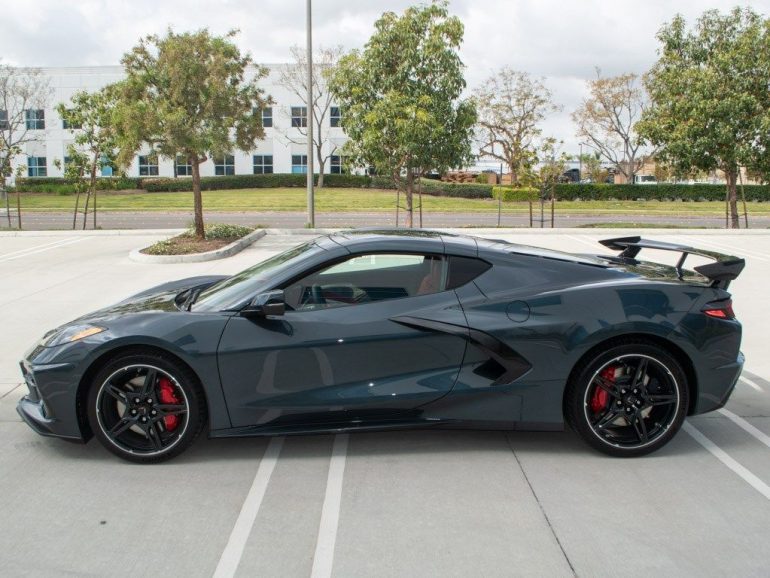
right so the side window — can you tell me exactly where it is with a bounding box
[446,256,492,290]
[284,253,447,311]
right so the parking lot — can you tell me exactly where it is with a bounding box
[1,228,769,577]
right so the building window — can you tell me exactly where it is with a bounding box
[27,156,47,177]
[330,155,344,174]
[253,155,273,174]
[214,154,235,176]
[291,154,307,174]
[62,118,82,130]
[330,106,341,128]
[262,107,273,128]
[291,106,307,128]
[175,155,192,176]
[25,109,45,130]
[138,155,159,176]
[0,110,8,130]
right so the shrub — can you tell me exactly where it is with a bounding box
[492,186,539,202]
[184,222,254,240]
[419,180,494,199]
[15,177,141,193]
[553,183,770,202]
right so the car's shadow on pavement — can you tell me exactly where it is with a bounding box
[28,422,701,464]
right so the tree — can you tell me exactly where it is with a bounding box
[330,1,476,228]
[0,64,52,227]
[56,87,120,229]
[576,151,605,183]
[637,8,770,228]
[572,70,650,184]
[473,68,559,186]
[278,45,343,188]
[113,29,271,238]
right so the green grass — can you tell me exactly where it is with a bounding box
[13,187,770,215]
[576,222,717,229]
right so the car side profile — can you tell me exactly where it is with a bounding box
[18,230,745,462]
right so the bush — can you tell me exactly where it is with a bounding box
[419,180,494,199]
[492,186,539,202]
[183,222,254,239]
[553,183,770,202]
[141,173,373,192]
[15,177,141,193]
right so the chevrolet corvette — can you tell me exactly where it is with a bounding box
[17,230,745,462]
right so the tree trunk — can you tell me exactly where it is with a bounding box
[404,170,414,228]
[628,153,636,184]
[15,189,21,230]
[87,157,98,230]
[317,159,325,188]
[726,168,739,229]
[509,161,517,186]
[191,157,205,239]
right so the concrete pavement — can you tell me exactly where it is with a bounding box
[0,229,769,577]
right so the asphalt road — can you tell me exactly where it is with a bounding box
[7,209,770,230]
[0,229,769,577]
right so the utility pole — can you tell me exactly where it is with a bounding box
[306,0,315,228]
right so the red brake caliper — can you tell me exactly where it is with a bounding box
[590,366,616,413]
[158,377,181,431]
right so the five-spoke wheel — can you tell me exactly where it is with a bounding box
[88,352,205,463]
[565,342,688,457]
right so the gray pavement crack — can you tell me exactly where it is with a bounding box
[505,433,578,578]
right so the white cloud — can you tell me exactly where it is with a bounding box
[1,0,768,152]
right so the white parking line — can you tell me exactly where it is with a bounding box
[718,408,770,449]
[740,376,764,393]
[565,234,602,251]
[0,237,86,263]
[311,434,349,578]
[0,238,71,259]
[683,422,770,500]
[213,437,284,578]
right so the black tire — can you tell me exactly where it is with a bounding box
[87,350,206,463]
[565,340,688,457]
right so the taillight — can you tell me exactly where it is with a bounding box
[702,299,735,320]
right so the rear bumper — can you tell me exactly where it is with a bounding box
[691,351,744,415]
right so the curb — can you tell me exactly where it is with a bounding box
[0,229,184,237]
[128,229,267,264]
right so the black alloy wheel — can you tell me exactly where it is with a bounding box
[565,342,688,457]
[87,352,206,463]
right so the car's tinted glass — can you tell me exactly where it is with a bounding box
[446,256,491,290]
[193,241,322,311]
[284,253,446,311]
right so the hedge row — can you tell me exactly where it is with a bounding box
[552,183,770,201]
[141,173,373,192]
[13,174,770,202]
[15,176,141,193]
[492,186,539,202]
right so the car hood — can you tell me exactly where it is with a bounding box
[71,275,230,324]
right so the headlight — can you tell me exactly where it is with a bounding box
[42,325,106,347]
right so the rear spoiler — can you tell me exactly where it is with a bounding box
[599,236,745,289]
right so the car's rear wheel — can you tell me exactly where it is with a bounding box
[565,342,688,457]
[87,352,206,463]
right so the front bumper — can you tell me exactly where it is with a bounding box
[16,359,86,442]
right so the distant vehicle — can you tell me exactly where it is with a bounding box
[634,175,657,184]
[18,231,745,462]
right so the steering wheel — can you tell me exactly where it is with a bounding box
[311,284,326,305]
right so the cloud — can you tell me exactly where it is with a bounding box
[1,0,768,152]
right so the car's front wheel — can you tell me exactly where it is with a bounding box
[87,351,206,463]
[565,342,688,457]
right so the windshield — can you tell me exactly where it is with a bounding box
[192,240,322,311]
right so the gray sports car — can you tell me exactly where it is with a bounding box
[18,230,745,462]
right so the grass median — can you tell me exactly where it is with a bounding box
[14,187,770,215]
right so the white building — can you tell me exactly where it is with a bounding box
[8,65,347,180]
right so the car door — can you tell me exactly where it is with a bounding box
[217,252,469,428]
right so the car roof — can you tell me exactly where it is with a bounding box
[330,229,609,267]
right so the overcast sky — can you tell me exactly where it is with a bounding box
[1,0,768,152]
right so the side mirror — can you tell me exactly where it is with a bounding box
[242,290,285,318]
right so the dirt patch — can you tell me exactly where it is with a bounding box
[140,235,238,255]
